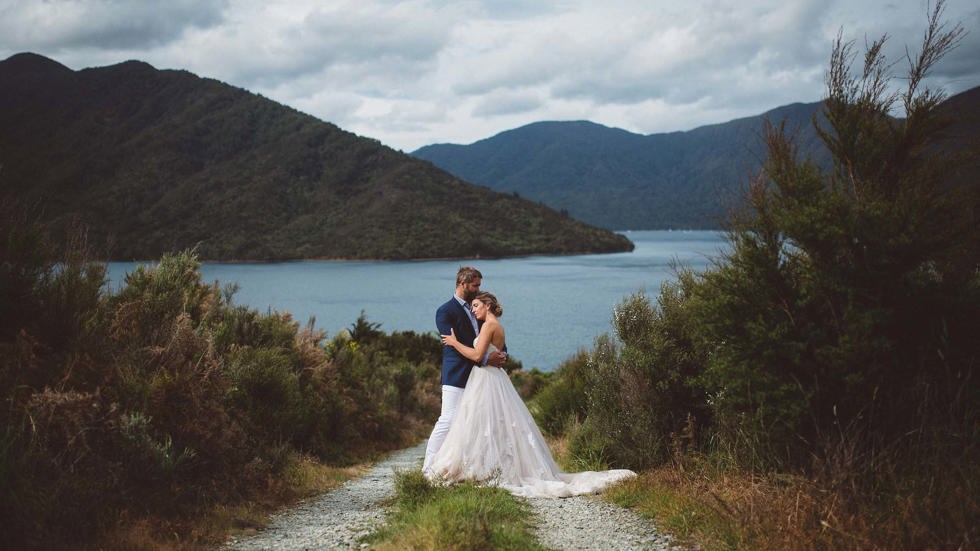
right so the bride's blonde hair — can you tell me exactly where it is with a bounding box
[474,291,503,317]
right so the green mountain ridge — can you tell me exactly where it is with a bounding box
[0,52,633,261]
[412,87,978,230]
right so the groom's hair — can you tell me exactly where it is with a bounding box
[456,266,482,285]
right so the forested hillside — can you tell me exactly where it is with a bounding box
[0,53,632,261]
[413,87,978,230]
[411,103,826,229]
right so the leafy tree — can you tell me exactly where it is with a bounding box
[692,0,978,469]
[349,310,384,344]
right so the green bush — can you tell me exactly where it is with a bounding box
[227,346,304,442]
[212,304,299,352]
[565,416,613,471]
[0,214,442,547]
[117,411,197,481]
[560,282,709,470]
[507,367,552,401]
[538,7,978,496]
[109,250,214,347]
[689,16,979,472]
[528,349,592,436]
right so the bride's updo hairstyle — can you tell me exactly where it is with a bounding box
[474,291,503,317]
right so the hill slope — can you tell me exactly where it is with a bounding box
[413,85,978,230]
[0,52,632,261]
[412,103,831,230]
[410,93,976,229]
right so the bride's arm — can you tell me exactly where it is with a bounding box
[441,324,497,363]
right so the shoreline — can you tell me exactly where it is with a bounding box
[102,229,724,265]
[105,248,634,265]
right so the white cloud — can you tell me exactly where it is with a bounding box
[1,0,977,151]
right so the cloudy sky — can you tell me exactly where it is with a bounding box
[2,0,978,152]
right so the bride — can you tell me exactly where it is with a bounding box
[425,291,635,498]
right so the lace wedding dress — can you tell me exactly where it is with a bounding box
[426,342,636,498]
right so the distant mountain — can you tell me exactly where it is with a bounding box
[0,52,632,261]
[933,85,980,172]
[411,105,826,230]
[412,89,978,230]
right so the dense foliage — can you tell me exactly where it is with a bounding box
[532,7,978,548]
[0,53,632,261]
[0,208,446,548]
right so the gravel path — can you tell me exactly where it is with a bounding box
[221,443,680,550]
[530,496,678,550]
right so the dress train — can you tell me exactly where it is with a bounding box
[426,344,635,498]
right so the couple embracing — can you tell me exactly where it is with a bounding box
[421,266,635,498]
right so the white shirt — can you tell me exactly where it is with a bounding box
[454,294,479,335]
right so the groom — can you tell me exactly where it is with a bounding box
[422,265,506,474]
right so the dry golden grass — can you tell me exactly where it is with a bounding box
[545,434,572,469]
[603,454,978,551]
[543,431,977,550]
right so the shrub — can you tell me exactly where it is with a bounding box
[0,213,443,546]
[561,280,709,470]
[507,367,552,401]
[537,19,978,549]
[109,250,215,349]
[227,346,304,441]
[691,6,978,474]
[528,349,592,436]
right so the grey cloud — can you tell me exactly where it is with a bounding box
[472,90,543,116]
[0,0,228,51]
[814,4,980,99]
[427,0,565,20]
[217,4,451,93]
[302,7,447,66]
[0,0,975,153]
[919,9,980,95]
[451,58,561,97]
[543,2,840,109]
[936,34,980,92]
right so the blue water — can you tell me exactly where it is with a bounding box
[105,231,727,372]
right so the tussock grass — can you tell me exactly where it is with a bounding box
[605,463,775,550]
[367,470,546,550]
[604,455,979,551]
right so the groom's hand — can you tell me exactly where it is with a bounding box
[487,350,507,368]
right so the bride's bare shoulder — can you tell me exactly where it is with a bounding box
[482,319,503,337]
[488,320,506,347]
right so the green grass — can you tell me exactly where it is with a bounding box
[367,470,547,550]
[604,474,739,550]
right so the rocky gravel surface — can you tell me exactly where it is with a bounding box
[221,442,680,550]
[530,495,678,550]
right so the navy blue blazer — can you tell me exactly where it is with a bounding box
[435,297,479,388]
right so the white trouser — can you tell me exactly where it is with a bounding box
[422,385,464,473]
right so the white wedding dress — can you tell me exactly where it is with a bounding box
[426,342,636,498]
